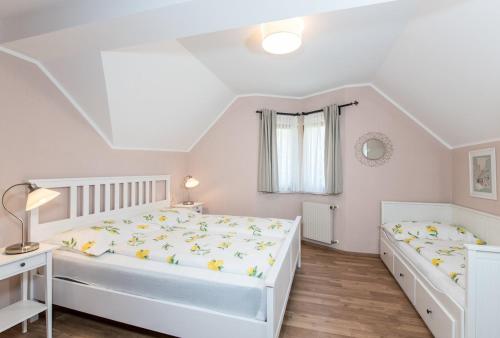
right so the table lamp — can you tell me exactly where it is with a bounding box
[183,176,199,205]
[2,183,60,255]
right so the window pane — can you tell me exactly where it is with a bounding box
[277,115,300,192]
[302,113,325,193]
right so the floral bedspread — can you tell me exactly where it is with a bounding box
[53,208,295,279]
[404,237,467,288]
[130,208,295,238]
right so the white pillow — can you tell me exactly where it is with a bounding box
[449,225,486,244]
[48,227,114,256]
[130,208,198,228]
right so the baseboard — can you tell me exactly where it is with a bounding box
[301,240,379,257]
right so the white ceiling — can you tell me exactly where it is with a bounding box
[179,2,415,97]
[373,0,500,148]
[102,41,234,150]
[1,0,499,150]
[0,0,65,19]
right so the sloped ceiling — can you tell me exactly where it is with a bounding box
[179,3,415,97]
[0,0,499,150]
[102,41,234,150]
[373,0,500,148]
[0,0,65,19]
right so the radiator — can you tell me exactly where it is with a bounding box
[302,202,334,244]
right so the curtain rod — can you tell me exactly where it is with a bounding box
[255,100,358,116]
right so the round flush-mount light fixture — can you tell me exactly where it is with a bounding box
[261,18,304,55]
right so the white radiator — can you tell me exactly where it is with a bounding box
[302,202,334,244]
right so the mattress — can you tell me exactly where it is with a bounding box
[52,249,268,320]
[382,228,465,307]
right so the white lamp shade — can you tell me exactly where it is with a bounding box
[26,188,60,211]
[261,18,304,55]
[185,177,199,189]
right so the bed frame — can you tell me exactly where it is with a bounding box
[27,175,301,338]
[381,201,500,338]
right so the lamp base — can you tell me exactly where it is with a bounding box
[182,201,195,205]
[5,242,39,255]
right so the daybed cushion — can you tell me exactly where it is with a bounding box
[382,221,485,244]
[404,237,467,288]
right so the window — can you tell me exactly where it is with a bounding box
[276,114,326,193]
[302,113,325,193]
[276,115,300,192]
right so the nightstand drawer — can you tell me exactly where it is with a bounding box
[0,254,46,280]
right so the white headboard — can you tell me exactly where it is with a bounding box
[29,175,171,242]
[382,201,500,246]
[381,201,454,224]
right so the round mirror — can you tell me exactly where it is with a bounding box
[355,132,393,167]
[362,139,386,160]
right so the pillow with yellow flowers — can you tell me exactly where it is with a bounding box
[448,224,486,245]
[130,208,199,229]
[47,227,113,256]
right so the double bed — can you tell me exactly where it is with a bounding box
[27,175,301,338]
[380,201,500,338]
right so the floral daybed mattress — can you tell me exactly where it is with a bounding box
[382,221,486,289]
[47,208,296,280]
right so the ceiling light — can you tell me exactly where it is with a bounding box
[261,18,304,55]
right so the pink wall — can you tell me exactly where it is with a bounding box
[452,141,500,216]
[0,53,188,305]
[0,51,455,305]
[188,86,453,254]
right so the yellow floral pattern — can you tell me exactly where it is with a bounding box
[426,225,439,238]
[383,222,486,243]
[135,249,150,259]
[166,254,179,265]
[431,258,443,266]
[405,238,471,288]
[208,260,224,271]
[52,208,291,279]
[81,241,95,252]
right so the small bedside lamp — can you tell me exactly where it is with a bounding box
[2,183,60,255]
[183,176,199,205]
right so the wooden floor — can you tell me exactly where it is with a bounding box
[1,243,431,338]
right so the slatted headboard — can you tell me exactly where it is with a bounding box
[28,175,171,242]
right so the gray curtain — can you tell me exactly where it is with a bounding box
[257,109,279,192]
[324,105,342,194]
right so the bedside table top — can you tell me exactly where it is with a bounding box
[0,243,58,265]
[174,202,203,208]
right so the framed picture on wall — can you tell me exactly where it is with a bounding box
[469,148,497,200]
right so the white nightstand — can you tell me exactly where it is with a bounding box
[174,202,204,214]
[0,243,57,338]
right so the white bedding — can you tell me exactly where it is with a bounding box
[382,228,465,307]
[50,209,294,279]
[52,249,268,320]
[45,208,299,321]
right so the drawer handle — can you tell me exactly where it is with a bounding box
[426,309,432,315]
[399,273,404,277]
[383,252,387,255]
[20,262,26,268]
